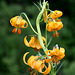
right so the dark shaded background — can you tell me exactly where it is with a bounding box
[0,0,75,75]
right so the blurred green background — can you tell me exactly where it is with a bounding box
[0,0,75,75]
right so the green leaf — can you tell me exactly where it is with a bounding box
[33,3,40,11]
[47,37,52,47]
[56,61,65,74]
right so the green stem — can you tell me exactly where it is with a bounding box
[47,37,52,47]
[45,16,53,49]
[45,18,48,49]
[36,1,47,54]
[43,0,45,3]
[45,26,47,49]
[52,73,56,75]
[40,9,52,23]
[20,13,38,35]
[44,9,52,12]
[55,62,57,71]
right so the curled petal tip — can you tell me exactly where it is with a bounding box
[24,36,30,47]
[23,52,29,65]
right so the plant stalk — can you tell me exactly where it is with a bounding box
[20,13,38,35]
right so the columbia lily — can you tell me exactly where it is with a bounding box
[45,45,65,64]
[10,16,28,34]
[23,52,51,74]
[24,36,46,51]
[48,10,63,19]
[46,21,63,37]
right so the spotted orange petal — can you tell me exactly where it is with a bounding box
[20,20,28,28]
[28,56,39,68]
[46,50,51,56]
[33,60,44,71]
[42,37,46,45]
[24,36,30,47]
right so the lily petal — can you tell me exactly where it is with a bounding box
[40,63,51,74]
[28,56,39,68]
[33,60,44,71]
[21,20,28,28]
[24,36,30,47]
[60,47,65,53]
[23,52,29,65]
[46,50,51,56]
[42,37,46,45]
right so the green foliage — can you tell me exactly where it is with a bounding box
[63,62,75,75]
[0,0,75,75]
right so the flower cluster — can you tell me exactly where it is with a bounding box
[10,0,65,75]
[44,10,63,37]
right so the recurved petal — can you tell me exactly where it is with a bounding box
[46,50,51,56]
[39,63,51,74]
[28,56,39,68]
[33,60,44,71]
[21,20,28,28]
[60,47,65,53]
[24,36,30,47]
[42,37,46,45]
[45,59,52,63]
[23,52,29,65]
[27,56,35,64]
[29,37,35,48]
[10,16,19,26]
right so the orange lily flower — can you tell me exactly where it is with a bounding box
[47,10,63,23]
[46,21,63,37]
[23,52,51,74]
[10,16,28,34]
[24,36,46,51]
[45,47,65,63]
[46,22,63,32]
[48,10,63,19]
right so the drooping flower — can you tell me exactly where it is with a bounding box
[23,52,51,74]
[10,16,28,34]
[47,10,63,24]
[46,22,63,32]
[48,10,63,19]
[46,21,63,37]
[24,36,46,51]
[45,45,65,64]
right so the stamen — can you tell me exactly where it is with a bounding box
[17,28,21,34]
[53,33,55,38]
[12,28,17,33]
[37,49,40,52]
[34,48,36,51]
